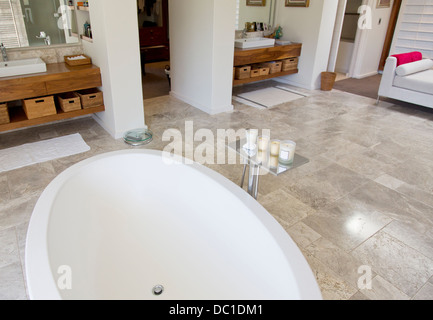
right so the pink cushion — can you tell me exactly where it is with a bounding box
[392,51,422,66]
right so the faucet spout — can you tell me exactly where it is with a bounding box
[36,32,51,46]
[1,43,8,62]
[242,28,248,39]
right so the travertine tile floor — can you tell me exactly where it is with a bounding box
[1,82,433,300]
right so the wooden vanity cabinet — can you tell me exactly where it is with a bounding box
[0,63,104,132]
[233,43,302,86]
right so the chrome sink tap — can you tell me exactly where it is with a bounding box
[1,43,8,62]
[242,28,248,39]
[36,32,51,46]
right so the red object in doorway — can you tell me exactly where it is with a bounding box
[391,51,422,66]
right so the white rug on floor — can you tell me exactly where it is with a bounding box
[233,86,306,109]
[0,133,90,173]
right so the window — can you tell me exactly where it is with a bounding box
[393,1,433,59]
[0,0,29,48]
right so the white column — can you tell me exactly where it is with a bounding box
[83,0,145,139]
[169,0,236,115]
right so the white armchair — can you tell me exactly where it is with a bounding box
[378,55,433,109]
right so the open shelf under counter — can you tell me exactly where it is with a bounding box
[0,62,104,132]
[0,105,105,132]
[233,69,299,86]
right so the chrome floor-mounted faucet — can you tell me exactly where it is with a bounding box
[0,43,8,62]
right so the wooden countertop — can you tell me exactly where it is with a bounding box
[234,43,302,67]
[0,62,102,102]
[0,62,100,81]
[234,42,302,52]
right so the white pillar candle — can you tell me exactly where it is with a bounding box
[257,136,270,151]
[279,140,296,165]
[245,129,259,150]
[270,140,280,156]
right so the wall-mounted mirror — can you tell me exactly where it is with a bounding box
[0,0,79,49]
[236,0,276,30]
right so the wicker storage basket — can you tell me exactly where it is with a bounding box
[260,61,282,74]
[64,54,92,66]
[282,57,298,71]
[251,69,260,78]
[0,103,10,124]
[321,72,337,91]
[235,66,252,80]
[259,67,270,76]
[57,92,82,112]
[76,88,104,108]
[22,96,57,119]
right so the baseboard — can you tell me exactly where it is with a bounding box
[353,71,378,79]
[273,77,316,90]
[170,91,233,115]
[91,113,119,139]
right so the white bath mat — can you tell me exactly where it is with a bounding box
[0,133,90,173]
[234,86,306,109]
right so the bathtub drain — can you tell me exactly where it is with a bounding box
[152,285,164,296]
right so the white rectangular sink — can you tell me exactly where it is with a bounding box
[0,58,47,78]
[235,37,276,49]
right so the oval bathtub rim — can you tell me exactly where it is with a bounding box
[25,149,322,300]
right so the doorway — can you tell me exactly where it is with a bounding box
[330,0,401,95]
[334,0,363,80]
[137,0,170,100]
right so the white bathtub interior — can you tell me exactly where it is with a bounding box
[27,151,321,300]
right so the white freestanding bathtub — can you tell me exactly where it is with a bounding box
[25,150,321,300]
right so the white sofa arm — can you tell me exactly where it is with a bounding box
[378,56,397,97]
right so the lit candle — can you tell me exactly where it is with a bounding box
[270,140,280,156]
[257,136,270,151]
[279,140,296,165]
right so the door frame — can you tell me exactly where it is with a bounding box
[378,0,402,70]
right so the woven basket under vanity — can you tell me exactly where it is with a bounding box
[0,102,10,124]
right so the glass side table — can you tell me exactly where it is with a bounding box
[227,139,309,199]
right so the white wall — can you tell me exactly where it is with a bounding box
[273,0,339,90]
[350,0,394,78]
[83,0,145,139]
[169,0,235,115]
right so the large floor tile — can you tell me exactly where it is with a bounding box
[0,262,27,300]
[359,275,410,300]
[352,231,433,297]
[0,227,20,269]
[305,237,375,289]
[260,189,315,227]
[302,194,392,251]
[285,163,369,210]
